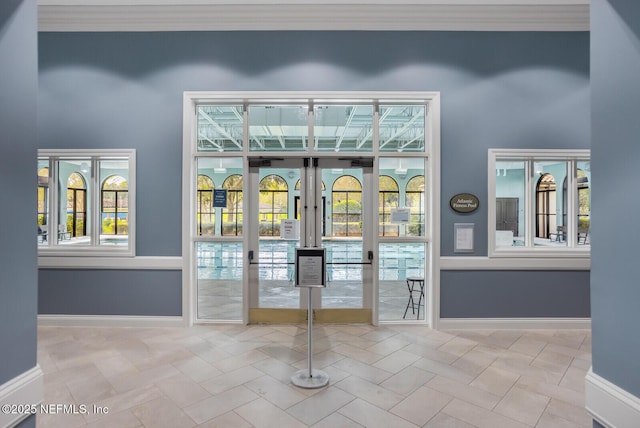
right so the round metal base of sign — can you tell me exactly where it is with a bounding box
[291,369,329,389]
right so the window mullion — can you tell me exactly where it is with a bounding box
[525,160,534,248]
[91,157,100,246]
[50,157,59,248]
[566,160,577,248]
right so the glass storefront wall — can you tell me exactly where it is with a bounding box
[192,97,431,324]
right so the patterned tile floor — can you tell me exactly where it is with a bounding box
[37,324,592,427]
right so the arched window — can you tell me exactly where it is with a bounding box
[536,173,556,239]
[37,167,49,227]
[222,174,243,236]
[332,175,362,237]
[101,175,128,236]
[577,168,590,242]
[406,175,425,236]
[67,172,87,238]
[294,179,325,191]
[379,175,399,237]
[259,175,288,236]
[197,175,215,235]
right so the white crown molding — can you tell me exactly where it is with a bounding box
[586,368,640,428]
[38,1,590,32]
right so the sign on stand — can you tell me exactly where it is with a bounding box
[291,248,329,389]
[295,248,326,288]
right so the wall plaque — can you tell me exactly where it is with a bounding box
[449,193,479,213]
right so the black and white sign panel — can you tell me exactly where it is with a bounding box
[295,248,326,288]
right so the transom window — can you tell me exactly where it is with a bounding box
[197,102,427,154]
[489,149,590,255]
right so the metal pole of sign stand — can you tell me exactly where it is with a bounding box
[291,248,329,389]
[291,287,329,389]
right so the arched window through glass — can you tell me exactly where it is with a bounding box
[406,175,425,236]
[577,166,590,244]
[379,175,399,237]
[102,175,128,237]
[536,173,557,239]
[38,167,49,227]
[197,175,215,235]
[259,175,288,236]
[294,179,325,221]
[295,179,325,191]
[332,175,362,237]
[67,172,87,238]
[222,174,243,236]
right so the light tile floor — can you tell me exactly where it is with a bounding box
[37,325,592,427]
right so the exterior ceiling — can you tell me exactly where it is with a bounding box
[38,0,590,32]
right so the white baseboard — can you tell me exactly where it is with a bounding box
[586,368,640,428]
[0,365,43,428]
[38,315,186,328]
[438,317,591,330]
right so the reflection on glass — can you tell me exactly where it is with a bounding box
[258,240,299,309]
[197,242,243,320]
[197,105,243,152]
[323,240,363,308]
[495,161,525,247]
[249,105,308,152]
[314,105,373,152]
[379,105,425,152]
[378,242,426,321]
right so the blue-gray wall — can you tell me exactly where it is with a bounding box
[0,0,38,387]
[441,271,590,318]
[38,30,590,318]
[39,270,182,315]
[591,0,640,398]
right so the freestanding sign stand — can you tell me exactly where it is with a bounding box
[291,247,330,389]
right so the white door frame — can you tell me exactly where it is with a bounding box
[182,91,441,328]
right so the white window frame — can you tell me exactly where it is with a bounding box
[488,148,590,258]
[37,149,136,257]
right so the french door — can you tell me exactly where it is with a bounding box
[247,156,374,323]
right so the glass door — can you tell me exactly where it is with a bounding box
[248,157,373,323]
